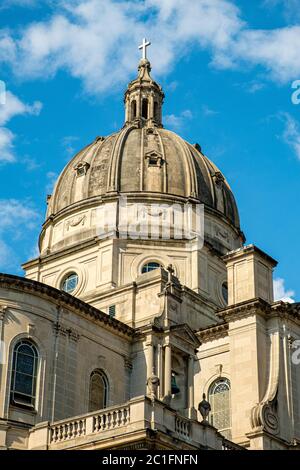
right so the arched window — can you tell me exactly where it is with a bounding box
[131,100,136,120]
[61,272,79,294]
[10,340,38,408]
[89,370,108,412]
[208,378,231,439]
[222,282,228,304]
[142,98,148,119]
[141,262,162,274]
[154,102,159,121]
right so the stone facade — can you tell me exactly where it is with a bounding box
[0,53,299,451]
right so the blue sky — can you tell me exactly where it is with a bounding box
[0,0,299,302]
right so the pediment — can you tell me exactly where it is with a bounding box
[145,150,163,158]
[170,323,201,348]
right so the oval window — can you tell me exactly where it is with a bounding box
[61,272,79,294]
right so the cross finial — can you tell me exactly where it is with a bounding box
[139,38,151,60]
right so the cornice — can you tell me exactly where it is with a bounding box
[217,298,300,326]
[0,273,134,338]
[197,322,229,343]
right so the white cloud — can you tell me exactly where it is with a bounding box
[46,171,58,195]
[61,135,79,158]
[0,199,40,270]
[280,112,300,160]
[22,156,41,171]
[231,26,300,83]
[0,127,15,162]
[167,81,179,92]
[0,91,42,126]
[0,199,39,231]
[247,81,265,94]
[0,239,14,268]
[202,105,219,116]
[0,91,42,163]
[165,109,193,130]
[273,278,295,303]
[1,0,299,97]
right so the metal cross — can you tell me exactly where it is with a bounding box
[139,38,151,60]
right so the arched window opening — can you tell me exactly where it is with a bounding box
[142,99,148,119]
[208,378,231,439]
[141,262,162,274]
[131,100,137,120]
[154,102,159,121]
[10,340,38,408]
[89,370,108,412]
[222,282,228,304]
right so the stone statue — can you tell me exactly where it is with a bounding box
[146,368,160,403]
[198,393,211,422]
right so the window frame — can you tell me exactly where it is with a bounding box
[208,377,232,439]
[88,369,109,412]
[141,261,162,274]
[10,339,38,410]
[61,272,79,294]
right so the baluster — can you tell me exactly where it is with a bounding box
[117,410,122,426]
[113,411,117,427]
[68,422,72,439]
[93,416,97,432]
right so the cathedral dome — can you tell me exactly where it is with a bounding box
[47,56,240,231]
[48,125,240,229]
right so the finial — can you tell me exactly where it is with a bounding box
[198,393,211,422]
[139,38,151,60]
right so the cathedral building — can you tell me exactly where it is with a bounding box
[0,41,299,451]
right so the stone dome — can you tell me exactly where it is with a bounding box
[46,57,241,237]
[48,126,240,229]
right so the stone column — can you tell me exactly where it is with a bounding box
[188,355,194,407]
[146,341,154,379]
[125,97,130,122]
[164,344,172,397]
[137,92,141,119]
[187,355,197,419]
[157,344,163,399]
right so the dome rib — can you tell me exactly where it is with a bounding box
[48,126,241,230]
[107,125,135,193]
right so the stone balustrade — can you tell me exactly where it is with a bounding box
[51,418,86,443]
[28,396,243,450]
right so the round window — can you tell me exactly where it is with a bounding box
[141,262,162,274]
[61,272,79,294]
[222,281,228,304]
